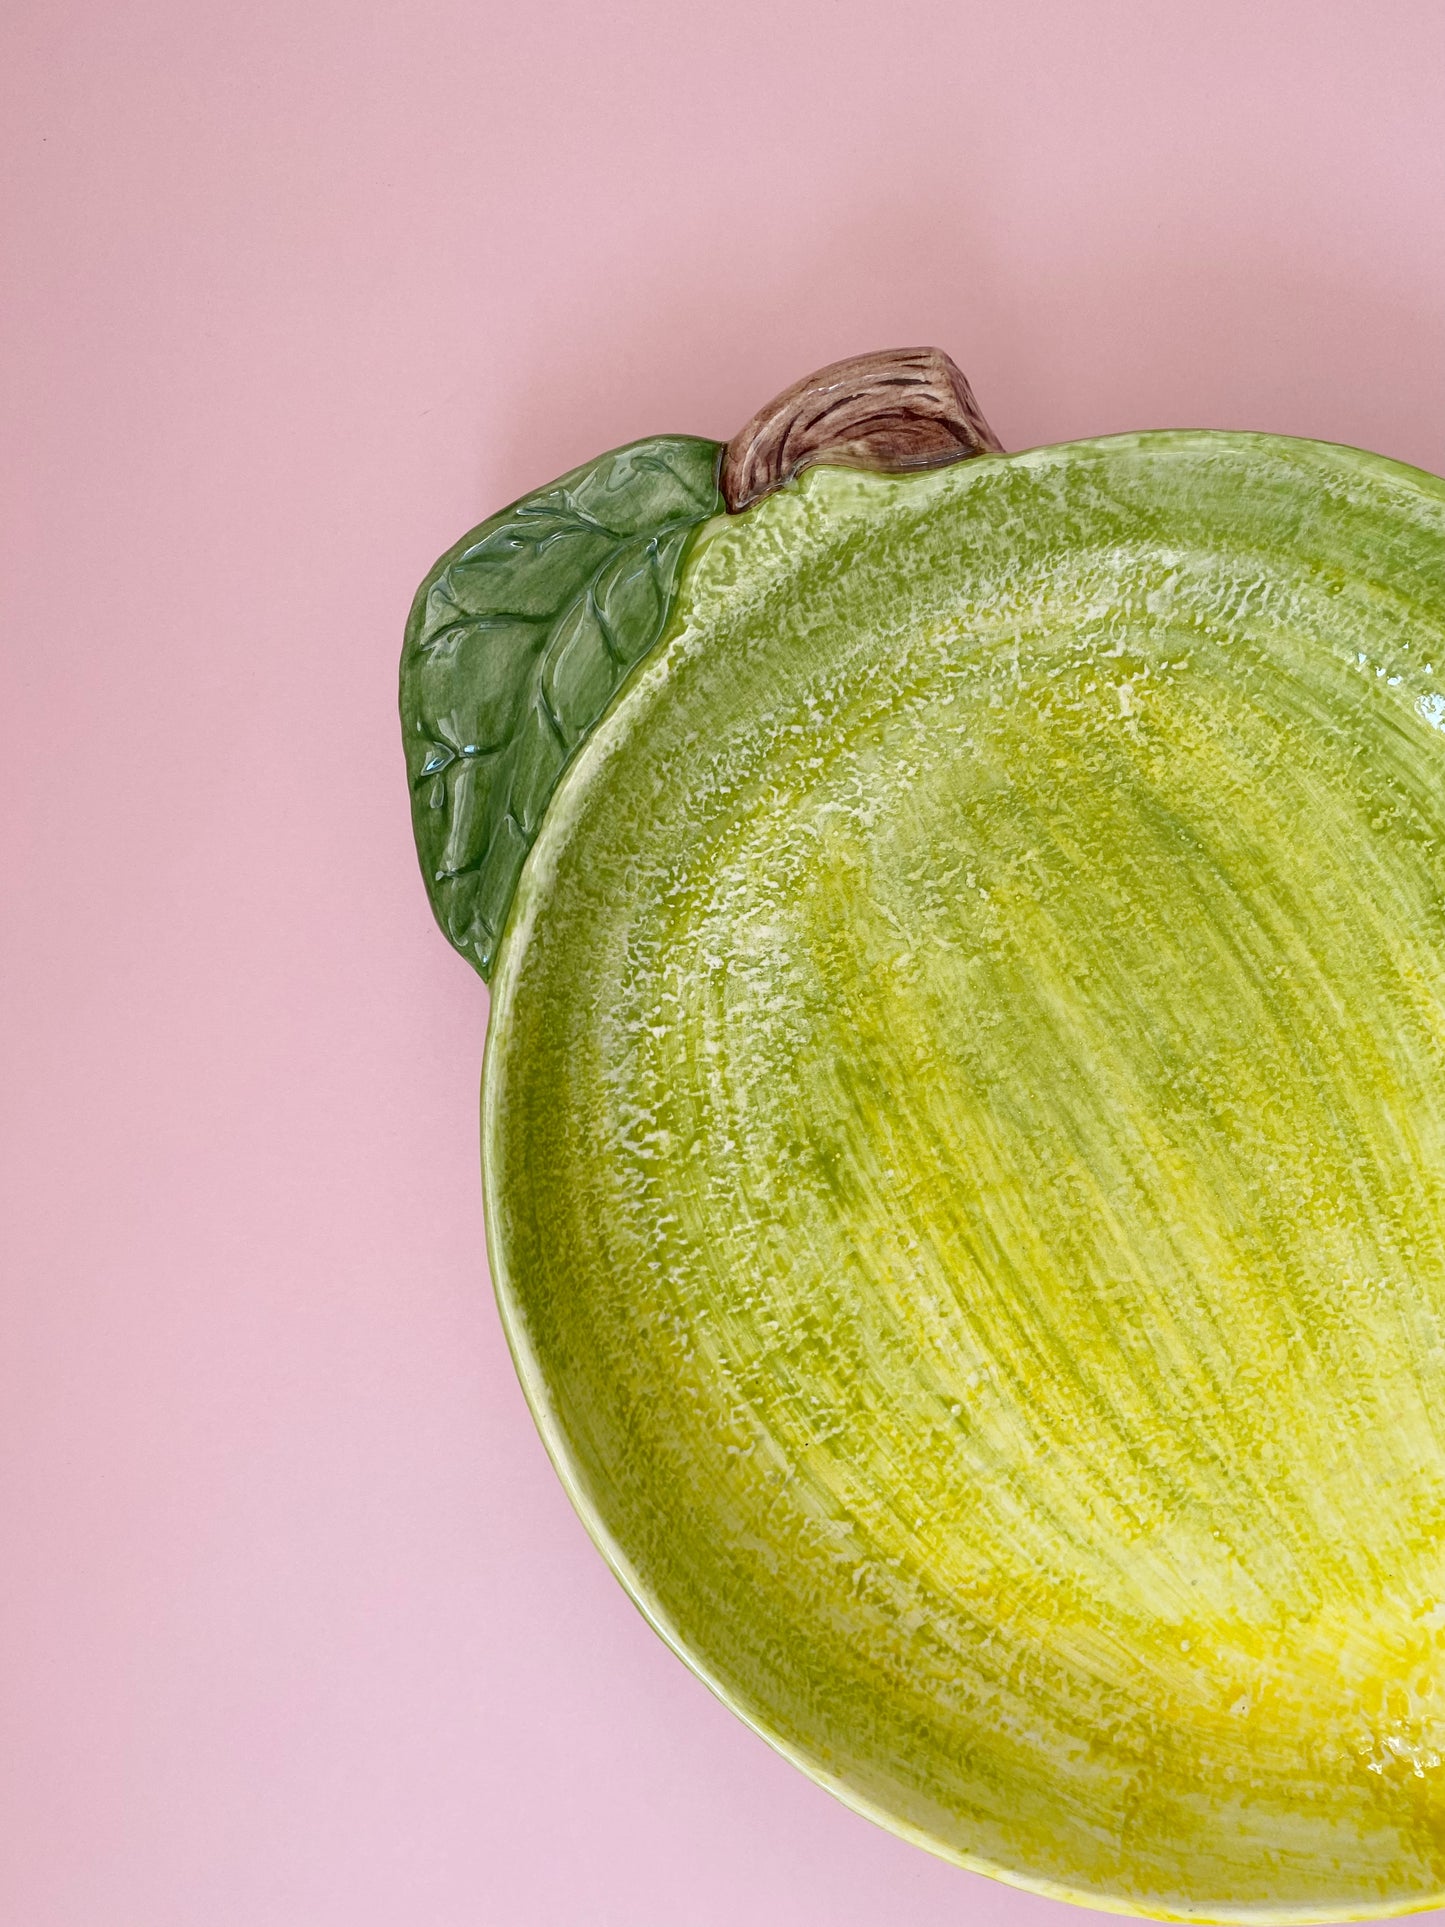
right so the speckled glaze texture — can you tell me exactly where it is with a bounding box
[484,435,1445,1922]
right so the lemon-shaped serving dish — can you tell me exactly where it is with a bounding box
[403,352,1445,1921]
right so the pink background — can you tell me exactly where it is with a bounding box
[6,2,1445,1922]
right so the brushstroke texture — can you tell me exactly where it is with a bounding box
[486,436,1445,1921]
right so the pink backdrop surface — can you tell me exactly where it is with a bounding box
[6,2,1445,1922]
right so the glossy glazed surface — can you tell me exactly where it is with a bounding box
[401,437,723,977]
[485,436,1445,1920]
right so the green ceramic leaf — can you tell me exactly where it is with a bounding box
[400,434,723,976]
[484,434,1445,1922]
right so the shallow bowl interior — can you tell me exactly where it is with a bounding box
[485,436,1445,1921]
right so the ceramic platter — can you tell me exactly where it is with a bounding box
[403,352,1445,1921]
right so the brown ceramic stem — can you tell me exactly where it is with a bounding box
[720,347,1002,513]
